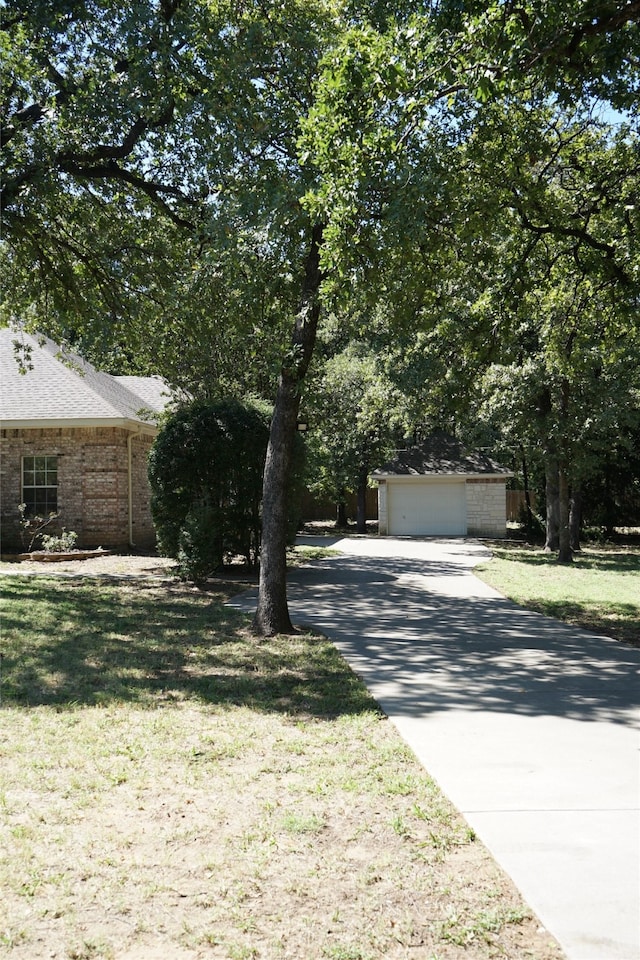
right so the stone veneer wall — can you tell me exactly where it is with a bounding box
[376,480,388,535]
[0,426,157,551]
[465,478,507,538]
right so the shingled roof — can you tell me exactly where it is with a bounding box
[0,327,169,430]
[372,430,512,477]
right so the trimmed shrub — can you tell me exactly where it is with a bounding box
[148,399,270,579]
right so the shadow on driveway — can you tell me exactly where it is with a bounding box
[244,539,640,960]
[238,551,640,729]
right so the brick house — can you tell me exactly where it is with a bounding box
[371,431,513,538]
[0,328,169,552]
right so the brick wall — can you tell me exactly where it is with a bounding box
[130,434,156,547]
[465,478,507,538]
[0,426,157,552]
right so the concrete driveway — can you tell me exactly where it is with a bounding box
[230,536,640,960]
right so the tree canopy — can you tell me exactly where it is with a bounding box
[2,0,639,626]
[305,342,408,529]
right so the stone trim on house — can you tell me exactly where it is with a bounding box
[377,479,388,535]
[465,478,508,538]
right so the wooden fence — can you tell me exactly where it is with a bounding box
[506,490,537,521]
[300,488,378,523]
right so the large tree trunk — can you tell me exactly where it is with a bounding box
[544,456,560,552]
[570,484,582,552]
[336,497,348,528]
[520,445,535,534]
[557,459,573,563]
[556,381,573,564]
[356,471,368,534]
[252,225,323,636]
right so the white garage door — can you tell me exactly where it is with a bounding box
[387,481,467,536]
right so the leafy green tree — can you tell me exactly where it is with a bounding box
[305,344,407,531]
[464,107,639,560]
[445,0,640,110]
[317,82,639,560]
[580,425,640,532]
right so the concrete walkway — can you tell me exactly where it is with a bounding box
[230,536,640,960]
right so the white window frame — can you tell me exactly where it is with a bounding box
[22,455,58,516]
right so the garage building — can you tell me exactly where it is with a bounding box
[372,431,513,539]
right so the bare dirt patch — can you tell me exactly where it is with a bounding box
[0,552,178,579]
[1,703,564,960]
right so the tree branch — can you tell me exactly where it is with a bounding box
[59,158,199,229]
[510,193,632,284]
[523,0,640,72]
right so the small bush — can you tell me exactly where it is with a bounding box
[16,503,60,552]
[516,503,544,541]
[580,525,610,545]
[40,529,79,553]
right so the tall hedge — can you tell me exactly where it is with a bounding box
[148,400,271,580]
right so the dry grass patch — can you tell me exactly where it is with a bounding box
[0,576,563,959]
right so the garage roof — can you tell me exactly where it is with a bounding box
[372,431,512,477]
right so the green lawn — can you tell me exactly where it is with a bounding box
[0,575,563,960]
[475,545,640,647]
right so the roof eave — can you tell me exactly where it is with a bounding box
[0,417,159,436]
[370,471,514,480]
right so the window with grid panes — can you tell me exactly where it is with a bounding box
[22,456,58,515]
